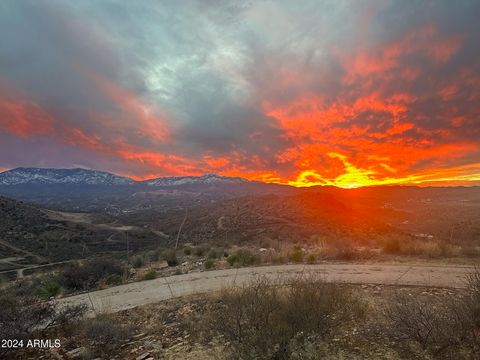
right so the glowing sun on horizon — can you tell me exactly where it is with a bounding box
[287,152,420,189]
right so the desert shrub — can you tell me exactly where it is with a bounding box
[143,269,157,280]
[0,293,86,355]
[333,243,359,260]
[271,254,286,264]
[417,241,442,258]
[289,247,304,263]
[384,268,480,358]
[227,253,238,266]
[194,246,208,256]
[385,293,453,355]
[59,258,123,292]
[130,254,145,268]
[82,315,135,356]
[183,246,192,255]
[237,249,257,266]
[382,237,401,254]
[227,249,257,267]
[207,248,222,259]
[35,279,62,299]
[0,294,54,342]
[201,275,365,359]
[306,253,316,264]
[148,249,161,262]
[105,274,122,286]
[400,239,419,256]
[204,259,215,270]
[438,241,455,257]
[162,249,178,266]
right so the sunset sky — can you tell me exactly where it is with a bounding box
[1,1,479,188]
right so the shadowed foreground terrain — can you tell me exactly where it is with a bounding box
[3,269,479,359]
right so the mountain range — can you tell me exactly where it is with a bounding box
[0,167,250,187]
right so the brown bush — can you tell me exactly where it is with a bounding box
[81,315,135,357]
[384,267,480,358]
[200,275,365,359]
[289,246,304,263]
[382,237,401,254]
[0,293,86,356]
[417,241,443,258]
[59,258,124,292]
[162,249,178,266]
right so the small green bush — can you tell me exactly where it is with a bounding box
[194,246,207,256]
[105,274,122,286]
[148,249,161,262]
[204,259,215,270]
[36,280,62,299]
[183,246,192,255]
[227,249,257,267]
[143,270,157,280]
[227,253,238,266]
[207,248,222,259]
[162,249,178,266]
[130,255,145,268]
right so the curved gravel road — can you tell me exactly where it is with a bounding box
[58,263,475,315]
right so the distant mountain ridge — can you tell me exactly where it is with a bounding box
[0,167,135,186]
[142,173,250,186]
[0,167,251,186]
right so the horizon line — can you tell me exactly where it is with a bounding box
[0,166,479,189]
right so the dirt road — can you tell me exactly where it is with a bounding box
[0,238,46,262]
[58,263,474,315]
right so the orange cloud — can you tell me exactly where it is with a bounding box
[0,97,54,137]
[341,23,465,83]
[1,19,478,189]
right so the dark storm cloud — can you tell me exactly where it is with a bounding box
[0,0,291,172]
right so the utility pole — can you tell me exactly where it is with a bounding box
[126,231,130,264]
[175,208,188,250]
[44,239,50,263]
[81,241,87,258]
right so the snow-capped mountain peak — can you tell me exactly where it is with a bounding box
[142,173,249,186]
[0,168,251,187]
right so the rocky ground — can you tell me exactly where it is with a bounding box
[14,284,462,360]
